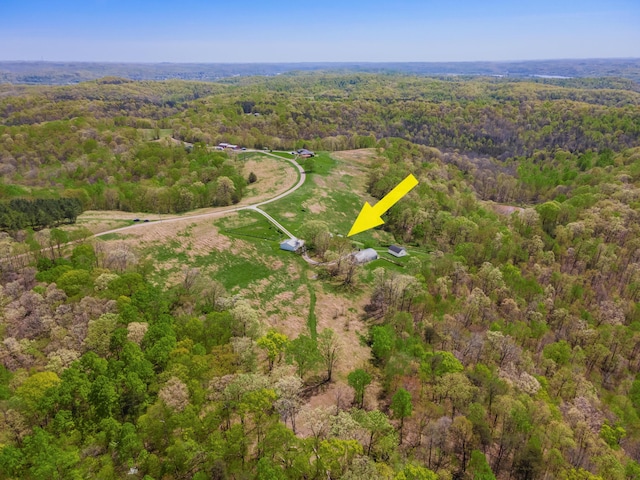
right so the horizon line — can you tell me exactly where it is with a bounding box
[1,57,640,65]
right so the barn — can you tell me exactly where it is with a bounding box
[280,238,305,252]
[388,245,408,257]
[297,149,315,158]
[353,248,378,264]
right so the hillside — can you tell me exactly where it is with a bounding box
[1,74,640,479]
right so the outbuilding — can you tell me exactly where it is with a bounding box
[280,238,305,252]
[353,248,378,264]
[388,245,407,257]
[297,149,315,158]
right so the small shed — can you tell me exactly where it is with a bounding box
[280,238,305,252]
[353,248,378,264]
[388,245,407,258]
[297,149,315,158]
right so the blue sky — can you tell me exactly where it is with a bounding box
[1,0,639,62]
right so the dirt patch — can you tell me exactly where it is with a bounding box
[274,291,294,303]
[287,263,300,280]
[314,176,327,188]
[264,283,309,338]
[270,259,284,270]
[180,222,235,258]
[314,285,371,378]
[307,202,326,214]
[331,148,378,166]
[490,203,525,216]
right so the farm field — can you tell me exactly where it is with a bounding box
[81,147,384,369]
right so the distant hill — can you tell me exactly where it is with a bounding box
[1,58,640,85]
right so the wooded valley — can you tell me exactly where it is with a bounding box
[1,73,640,479]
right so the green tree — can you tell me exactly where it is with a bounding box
[85,313,120,356]
[535,201,561,234]
[348,369,372,409]
[303,157,315,173]
[19,427,80,478]
[512,438,544,480]
[390,388,412,444]
[70,243,96,269]
[468,450,496,480]
[353,409,397,458]
[600,423,626,449]
[49,228,69,259]
[543,341,572,366]
[89,375,119,419]
[257,457,286,480]
[16,371,61,411]
[300,220,331,257]
[394,463,438,480]
[630,376,640,416]
[257,329,289,371]
[286,334,321,379]
[56,269,92,297]
[0,444,23,478]
[420,350,463,382]
[371,325,394,364]
[434,372,477,418]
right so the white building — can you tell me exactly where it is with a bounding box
[388,245,408,257]
[280,238,305,252]
[353,248,378,264]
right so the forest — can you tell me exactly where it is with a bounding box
[2,58,640,84]
[0,197,82,231]
[1,73,640,479]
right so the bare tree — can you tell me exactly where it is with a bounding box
[318,328,341,382]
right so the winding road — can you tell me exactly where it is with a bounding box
[1,150,360,269]
[94,151,305,240]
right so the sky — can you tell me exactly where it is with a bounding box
[1,0,639,63]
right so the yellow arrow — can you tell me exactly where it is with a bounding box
[348,174,419,237]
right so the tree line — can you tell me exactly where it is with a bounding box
[0,197,82,231]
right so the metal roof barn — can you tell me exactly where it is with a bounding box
[353,248,378,264]
[280,238,305,252]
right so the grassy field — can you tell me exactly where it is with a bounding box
[217,210,285,242]
[93,148,411,333]
[267,151,296,159]
[138,128,173,140]
[239,152,299,202]
[97,232,129,241]
[138,215,311,326]
[86,148,404,365]
[260,151,394,246]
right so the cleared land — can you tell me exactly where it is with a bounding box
[91,149,385,363]
[76,152,299,235]
[261,151,395,245]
